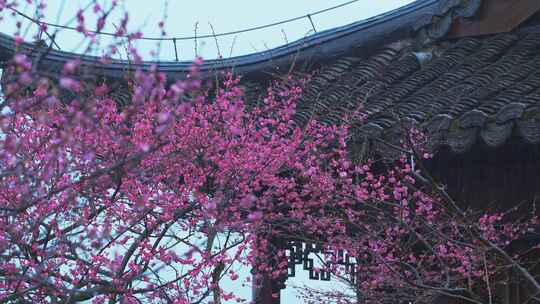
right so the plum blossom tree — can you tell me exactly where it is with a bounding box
[0,1,539,304]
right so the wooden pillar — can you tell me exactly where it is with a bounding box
[252,272,281,304]
[252,237,285,304]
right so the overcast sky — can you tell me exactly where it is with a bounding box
[1,1,414,302]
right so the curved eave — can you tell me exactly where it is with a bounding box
[0,0,441,80]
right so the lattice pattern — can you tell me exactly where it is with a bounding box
[286,241,358,282]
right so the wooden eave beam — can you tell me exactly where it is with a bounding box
[448,0,540,38]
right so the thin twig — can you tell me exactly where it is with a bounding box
[194,21,199,57]
[484,253,492,304]
[208,23,222,58]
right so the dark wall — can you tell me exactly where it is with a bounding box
[426,138,540,212]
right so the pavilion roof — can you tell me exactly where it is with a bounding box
[238,0,540,155]
[2,0,540,154]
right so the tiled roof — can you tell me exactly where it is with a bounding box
[288,31,540,155]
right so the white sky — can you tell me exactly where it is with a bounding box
[1,0,415,303]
